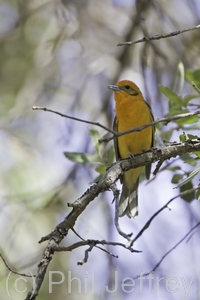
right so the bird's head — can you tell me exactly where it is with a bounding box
[108,80,141,98]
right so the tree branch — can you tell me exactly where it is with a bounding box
[100,111,200,143]
[131,221,200,280]
[32,106,200,142]
[32,106,114,134]
[0,253,35,278]
[130,186,200,247]
[117,24,200,46]
[25,139,200,299]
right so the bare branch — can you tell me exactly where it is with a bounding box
[32,106,114,135]
[77,244,94,265]
[121,221,200,284]
[25,140,200,299]
[110,183,133,244]
[153,159,165,175]
[52,239,139,254]
[130,186,200,246]
[186,227,200,243]
[32,106,200,143]
[132,221,200,280]
[99,111,200,143]
[0,253,35,278]
[118,24,200,46]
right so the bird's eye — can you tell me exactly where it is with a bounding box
[125,85,130,89]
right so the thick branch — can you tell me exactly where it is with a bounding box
[25,139,200,299]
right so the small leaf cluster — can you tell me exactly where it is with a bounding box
[159,64,200,202]
[64,129,114,182]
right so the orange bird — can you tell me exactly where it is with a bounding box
[108,80,154,218]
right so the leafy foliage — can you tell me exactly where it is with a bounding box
[159,66,200,202]
[64,129,114,181]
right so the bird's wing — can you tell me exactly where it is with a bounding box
[113,116,123,184]
[113,116,120,160]
[145,101,155,179]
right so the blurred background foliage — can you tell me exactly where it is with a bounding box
[0,0,200,299]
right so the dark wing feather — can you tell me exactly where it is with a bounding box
[113,116,123,183]
[145,101,155,179]
[113,116,120,160]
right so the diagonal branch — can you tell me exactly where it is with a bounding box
[131,221,200,280]
[25,139,200,299]
[130,186,200,247]
[32,106,115,134]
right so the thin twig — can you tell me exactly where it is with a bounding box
[130,186,200,246]
[127,221,200,281]
[110,183,133,245]
[77,244,94,265]
[32,106,200,143]
[70,229,119,258]
[71,229,137,258]
[186,227,200,243]
[100,111,200,143]
[0,253,35,278]
[153,159,165,175]
[118,24,200,46]
[147,158,180,185]
[52,239,139,253]
[32,106,114,135]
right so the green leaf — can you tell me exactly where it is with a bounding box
[186,69,200,85]
[176,167,200,188]
[107,146,115,165]
[178,115,199,126]
[171,174,184,184]
[183,94,200,106]
[159,85,182,102]
[89,129,101,147]
[93,165,106,182]
[160,129,174,142]
[187,134,199,140]
[171,109,196,126]
[179,134,186,143]
[183,158,197,166]
[196,188,200,200]
[179,133,199,142]
[95,165,106,175]
[93,174,103,183]
[159,85,183,115]
[64,152,102,163]
[180,153,197,166]
[180,181,195,202]
[167,166,181,172]
[194,152,200,158]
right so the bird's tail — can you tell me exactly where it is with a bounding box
[118,178,139,218]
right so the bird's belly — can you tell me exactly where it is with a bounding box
[117,115,152,158]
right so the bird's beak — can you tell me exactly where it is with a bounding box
[108,84,121,92]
